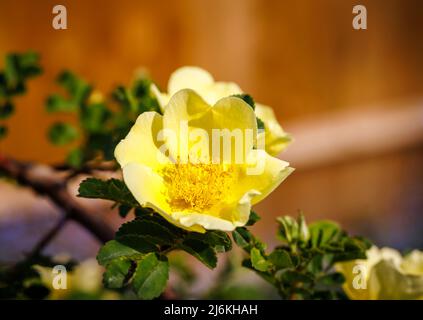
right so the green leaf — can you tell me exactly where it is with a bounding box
[112,86,137,112]
[0,101,14,119]
[116,218,176,246]
[118,205,132,218]
[178,239,217,269]
[4,52,41,95]
[80,103,111,133]
[246,211,261,226]
[298,213,310,243]
[256,117,265,130]
[78,178,139,207]
[232,227,254,250]
[268,249,293,269]
[56,71,91,104]
[232,94,255,109]
[137,213,185,236]
[113,235,159,254]
[11,52,41,78]
[132,253,169,300]
[185,230,232,252]
[46,94,77,112]
[308,220,341,248]
[0,125,7,139]
[279,270,314,285]
[317,272,345,286]
[134,207,155,217]
[48,122,78,145]
[169,255,196,284]
[97,240,141,266]
[103,258,132,289]
[66,148,84,168]
[250,248,271,272]
[241,259,276,285]
[277,216,299,243]
[85,133,116,161]
[232,227,266,252]
[0,74,6,98]
[306,253,324,274]
[331,237,370,262]
[108,77,161,116]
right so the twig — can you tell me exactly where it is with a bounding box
[54,161,117,173]
[27,214,68,260]
[0,154,114,243]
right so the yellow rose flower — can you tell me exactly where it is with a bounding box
[336,246,423,300]
[254,104,292,157]
[150,66,291,156]
[115,89,293,232]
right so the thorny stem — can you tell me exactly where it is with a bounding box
[27,214,69,260]
[0,154,115,244]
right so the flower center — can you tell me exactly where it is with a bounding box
[162,162,236,211]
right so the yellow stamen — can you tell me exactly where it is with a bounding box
[162,162,236,211]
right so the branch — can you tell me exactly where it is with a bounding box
[27,214,68,260]
[53,160,118,173]
[0,154,115,243]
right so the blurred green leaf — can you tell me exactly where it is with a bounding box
[268,249,293,269]
[235,214,372,299]
[246,211,261,226]
[317,272,345,286]
[113,78,160,115]
[308,220,341,248]
[56,71,91,104]
[298,213,310,243]
[0,101,14,119]
[0,125,7,139]
[241,259,276,285]
[66,148,84,168]
[251,248,271,272]
[46,94,77,112]
[103,258,132,289]
[232,227,254,250]
[256,117,265,130]
[48,122,79,145]
[3,52,41,95]
[112,86,137,113]
[80,103,111,133]
[279,270,314,285]
[277,216,299,243]
[169,254,196,284]
[0,52,41,142]
[85,133,116,160]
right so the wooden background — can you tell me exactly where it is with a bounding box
[1,0,422,162]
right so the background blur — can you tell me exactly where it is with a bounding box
[0,0,422,280]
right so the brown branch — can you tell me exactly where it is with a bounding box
[53,160,117,173]
[0,154,114,243]
[27,214,68,260]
